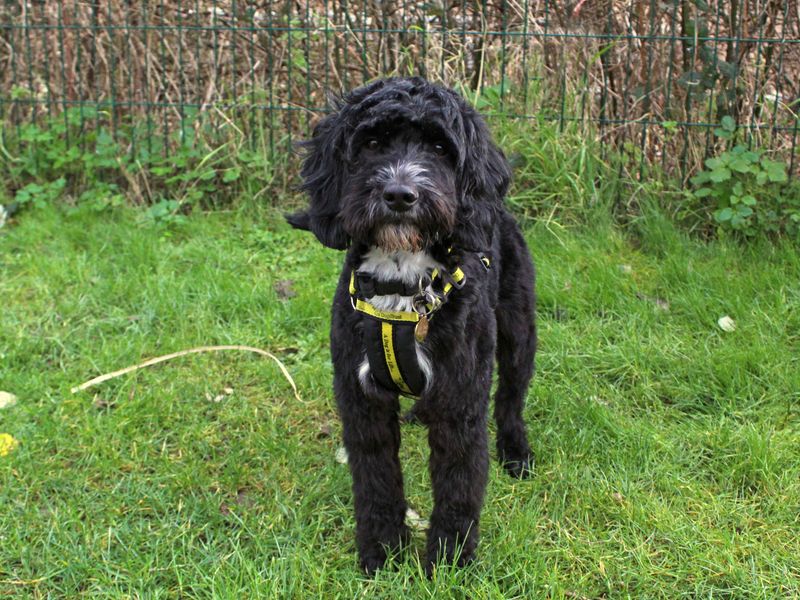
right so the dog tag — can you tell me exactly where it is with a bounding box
[414,315,429,343]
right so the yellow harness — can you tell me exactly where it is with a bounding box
[350,254,489,396]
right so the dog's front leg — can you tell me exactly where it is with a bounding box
[335,369,409,574]
[425,406,489,575]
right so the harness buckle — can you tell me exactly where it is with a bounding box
[449,271,467,290]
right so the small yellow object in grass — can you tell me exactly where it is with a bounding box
[0,433,19,457]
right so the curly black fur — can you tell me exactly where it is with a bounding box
[287,77,536,575]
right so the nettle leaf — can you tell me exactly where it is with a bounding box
[761,159,788,183]
[742,195,757,206]
[709,168,731,183]
[756,171,768,186]
[720,115,736,132]
[714,207,733,222]
[743,150,761,162]
[729,158,752,173]
[732,182,744,195]
[737,205,754,217]
[705,157,725,170]
[693,187,713,198]
[714,127,733,140]
[691,171,711,185]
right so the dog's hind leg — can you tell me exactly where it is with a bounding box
[493,215,536,478]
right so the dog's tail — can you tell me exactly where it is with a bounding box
[285,211,311,231]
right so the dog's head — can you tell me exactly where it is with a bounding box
[287,77,511,252]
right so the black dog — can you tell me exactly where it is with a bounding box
[287,77,536,575]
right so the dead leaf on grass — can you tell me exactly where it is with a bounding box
[717,315,736,332]
[636,292,670,312]
[317,423,333,439]
[274,280,297,299]
[405,507,429,530]
[235,489,254,508]
[0,391,17,409]
[93,394,116,410]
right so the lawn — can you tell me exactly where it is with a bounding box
[1,202,799,598]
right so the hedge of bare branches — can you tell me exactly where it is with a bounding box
[1,0,798,178]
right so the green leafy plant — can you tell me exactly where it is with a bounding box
[688,116,795,238]
[1,105,279,223]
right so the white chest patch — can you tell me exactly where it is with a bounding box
[357,247,444,312]
[355,247,439,394]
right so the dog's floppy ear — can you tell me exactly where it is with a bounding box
[288,109,349,249]
[453,105,512,251]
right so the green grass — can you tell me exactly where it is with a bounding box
[2,202,799,598]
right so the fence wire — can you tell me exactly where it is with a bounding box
[1,0,799,181]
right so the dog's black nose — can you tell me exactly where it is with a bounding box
[383,184,418,212]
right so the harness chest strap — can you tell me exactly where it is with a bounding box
[351,255,488,397]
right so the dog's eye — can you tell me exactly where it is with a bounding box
[433,142,447,157]
[365,139,380,151]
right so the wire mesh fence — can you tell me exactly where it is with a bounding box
[1,0,799,182]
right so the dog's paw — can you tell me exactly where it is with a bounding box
[424,526,476,577]
[360,553,388,576]
[358,526,410,576]
[501,454,534,479]
[497,442,534,478]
